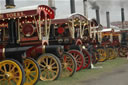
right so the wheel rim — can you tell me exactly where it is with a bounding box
[23,58,40,85]
[68,50,84,71]
[0,60,23,85]
[37,55,60,81]
[61,53,76,77]
[82,49,91,69]
[97,48,107,62]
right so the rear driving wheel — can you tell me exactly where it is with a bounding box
[37,53,61,81]
[23,58,40,85]
[0,59,25,85]
[97,48,107,62]
[60,52,77,77]
[68,50,84,71]
[107,47,116,60]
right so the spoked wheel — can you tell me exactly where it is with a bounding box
[97,48,107,62]
[0,59,25,85]
[60,52,77,77]
[118,46,128,57]
[37,53,61,81]
[23,58,40,85]
[82,49,91,69]
[68,50,84,71]
[106,47,116,60]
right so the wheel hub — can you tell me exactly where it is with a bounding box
[5,72,13,80]
[47,65,52,70]
[64,63,68,68]
[25,69,31,75]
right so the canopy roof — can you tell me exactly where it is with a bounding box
[0,5,54,20]
[52,13,88,24]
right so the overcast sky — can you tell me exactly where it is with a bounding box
[0,0,128,26]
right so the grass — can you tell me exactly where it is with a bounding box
[36,57,128,85]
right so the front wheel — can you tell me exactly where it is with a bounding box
[23,58,40,85]
[68,50,84,71]
[97,47,107,62]
[82,49,91,69]
[60,52,77,77]
[37,53,61,81]
[0,59,25,85]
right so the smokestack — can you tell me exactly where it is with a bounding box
[5,0,15,9]
[121,8,126,44]
[95,9,100,25]
[83,0,88,17]
[106,11,110,28]
[48,0,56,11]
[5,0,17,44]
[70,0,76,13]
[121,8,125,29]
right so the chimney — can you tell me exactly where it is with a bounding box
[70,0,76,13]
[5,0,15,9]
[83,0,88,17]
[121,8,125,29]
[5,0,17,44]
[95,9,100,25]
[48,0,56,14]
[106,11,110,28]
[121,8,126,44]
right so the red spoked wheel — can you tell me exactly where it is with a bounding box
[82,49,91,69]
[68,50,84,71]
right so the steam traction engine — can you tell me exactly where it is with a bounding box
[0,5,64,84]
[49,13,92,71]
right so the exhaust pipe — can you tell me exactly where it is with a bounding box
[106,11,110,28]
[121,8,126,44]
[48,0,56,14]
[5,0,17,44]
[95,9,100,25]
[5,0,15,9]
[121,8,125,29]
[70,0,76,13]
[83,0,88,17]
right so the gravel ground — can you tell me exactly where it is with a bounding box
[80,63,128,85]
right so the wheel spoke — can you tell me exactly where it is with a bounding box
[30,73,35,78]
[52,67,57,69]
[10,66,16,72]
[64,56,67,62]
[39,63,45,68]
[28,75,32,81]
[46,57,49,65]
[50,58,53,64]
[29,66,35,71]
[8,80,12,85]
[3,65,7,72]
[51,62,56,66]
